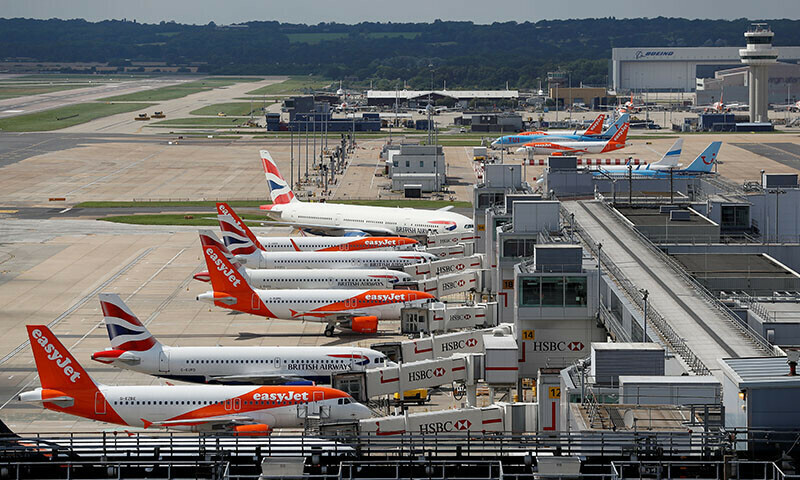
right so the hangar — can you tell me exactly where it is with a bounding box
[612,46,800,92]
[366,89,519,108]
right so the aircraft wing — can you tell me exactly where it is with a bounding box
[437,205,454,212]
[143,414,254,429]
[207,374,315,385]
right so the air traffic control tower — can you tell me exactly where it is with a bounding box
[739,23,778,123]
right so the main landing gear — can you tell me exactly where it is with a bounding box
[324,324,336,337]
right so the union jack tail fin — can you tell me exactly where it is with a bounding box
[199,230,243,268]
[98,294,159,353]
[26,325,97,393]
[260,150,297,205]
[582,114,605,136]
[216,202,264,255]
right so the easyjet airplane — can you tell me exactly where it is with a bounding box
[216,202,418,251]
[92,294,392,384]
[194,233,412,287]
[19,325,370,434]
[517,123,630,156]
[490,114,614,148]
[197,245,436,336]
[258,150,474,237]
[206,216,437,269]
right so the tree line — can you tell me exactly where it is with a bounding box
[1,17,799,89]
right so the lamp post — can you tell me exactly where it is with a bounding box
[597,242,603,318]
[639,288,649,341]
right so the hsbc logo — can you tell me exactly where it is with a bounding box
[407,367,446,382]
[567,341,584,351]
[457,279,466,287]
[532,340,585,352]
[419,419,471,434]
[454,419,471,430]
[466,338,478,347]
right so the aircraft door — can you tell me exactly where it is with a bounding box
[159,350,169,373]
[351,351,364,371]
[335,213,342,226]
[273,357,281,371]
[94,392,107,415]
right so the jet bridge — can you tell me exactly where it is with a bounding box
[372,324,514,363]
[399,301,497,333]
[332,328,519,405]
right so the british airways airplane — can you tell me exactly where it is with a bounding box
[491,114,629,148]
[92,294,391,385]
[20,325,370,434]
[258,151,474,237]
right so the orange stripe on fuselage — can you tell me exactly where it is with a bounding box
[316,237,416,252]
[165,386,346,423]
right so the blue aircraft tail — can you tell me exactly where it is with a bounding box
[684,142,722,173]
[599,114,629,138]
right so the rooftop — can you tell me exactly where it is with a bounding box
[615,207,716,227]
[367,89,519,100]
[719,357,800,387]
[672,253,799,278]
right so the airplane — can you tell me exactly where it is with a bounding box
[194,230,413,287]
[197,245,436,336]
[692,93,746,113]
[586,138,683,173]
[516,123,630,156]
[204,222,436,270]
[491,114,628,149]
[18,325,370,434]
[417,105,447,114]
[772,100,800,112]
[91,294,391,385]
[617,94,641,115]
[216,202,419,251]
[594,142,721,178]
[258,150,474,236]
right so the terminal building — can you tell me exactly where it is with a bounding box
[612,46,800,92]
[366,89,519,108]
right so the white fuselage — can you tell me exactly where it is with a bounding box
[237,250,436,270]
[98,385,368,431]
[100,345,388,385]
[524,140,612,156]
[198,288,433,322]
[254,236,417,251]
[243,269,412,289]
[267,201,474,236]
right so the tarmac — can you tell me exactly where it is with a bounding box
[2,77,800,434]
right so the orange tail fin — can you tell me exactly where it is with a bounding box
[28,325,96,392]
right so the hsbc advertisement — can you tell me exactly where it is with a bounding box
[398,357,467,392]
[518,324,605,377]
[402,330,484,363]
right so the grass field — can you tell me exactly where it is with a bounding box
[100,213,269,226]
[245,76,330,96]
[0,84,92,100]
[100,77,260,102]
[150,117,246,126]
[189,103,265,116]
[0,102,154,132]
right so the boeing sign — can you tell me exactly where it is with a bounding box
[634,50,675,60]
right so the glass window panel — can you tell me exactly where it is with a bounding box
[565,276,587,307]
[519,277,540,307]
[540,277,564,307]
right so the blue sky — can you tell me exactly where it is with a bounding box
[2,0,799,24]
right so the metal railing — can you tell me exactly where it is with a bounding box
[599,201,776,356]
[561,204,713,375]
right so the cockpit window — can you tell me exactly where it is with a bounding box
[343,398,351,404]
[465,224,474,229]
